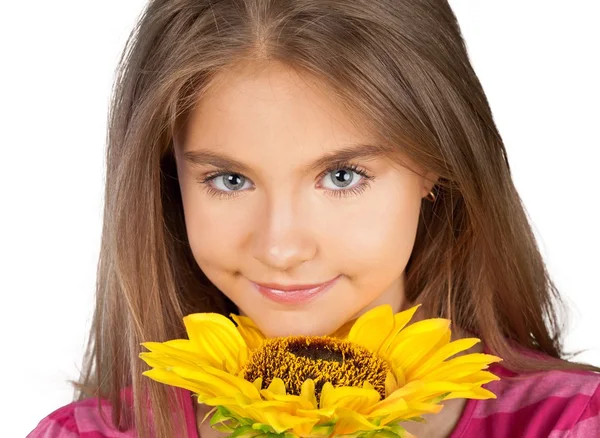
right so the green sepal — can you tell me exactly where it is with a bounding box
[252,423,281,434]
[310,420,336,436]
[339,422,412,438]
[386,423,411,437]
[212,423,236,433]
[245,432,290,438]
[208,405,258,433]
[230,425,266,437]
[355,430,402,438]
[209,406,234,426]
[428,392,451,404]
[208,403,418,438]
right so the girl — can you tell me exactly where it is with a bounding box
[29,0,599,437]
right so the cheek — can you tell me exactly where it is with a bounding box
[178,179,245,271]
[325,189,421,272]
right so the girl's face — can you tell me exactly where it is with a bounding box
[174,62,435,337]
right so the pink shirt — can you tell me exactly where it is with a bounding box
[28,360,600,437]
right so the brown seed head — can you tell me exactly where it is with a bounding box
[242,336,388,400]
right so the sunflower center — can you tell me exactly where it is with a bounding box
[242,336,388,400]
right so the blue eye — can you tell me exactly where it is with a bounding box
[321,167,363,190]
[197,161,375,200]
[212,174,251,192]
[317,162,374,198]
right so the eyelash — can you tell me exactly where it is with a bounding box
[196,161,375,200]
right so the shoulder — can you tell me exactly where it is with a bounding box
[27,402,80,438]
[26,390,134,438]
[27,386,198,438]
[463,363,600,437]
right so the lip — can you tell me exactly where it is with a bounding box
[251,275,341,304]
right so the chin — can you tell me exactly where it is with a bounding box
[246,308,343,338]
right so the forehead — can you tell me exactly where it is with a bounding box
[177,62,377,153]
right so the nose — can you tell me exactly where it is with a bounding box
[250,191,317,271]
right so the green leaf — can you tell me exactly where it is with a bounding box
[251,423,278,433]
[362,430,401,438]
[370,417,383,427]
[309,420,336,436]
[212,423,236,433]
[387,424,411,437]
[404,416,426,423]
[209,408,231,426]
[238,416,258,426]
[230,425,265,437]
[429,392,451,404]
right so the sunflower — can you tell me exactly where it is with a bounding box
[139,304,501,437]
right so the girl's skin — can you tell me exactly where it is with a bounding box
[174,61,482,437]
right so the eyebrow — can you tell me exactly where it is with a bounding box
[182,143,392,174]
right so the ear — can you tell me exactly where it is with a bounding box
[421,171,439,198]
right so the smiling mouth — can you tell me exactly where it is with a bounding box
[249,275,341,304]
[251,275,340,292]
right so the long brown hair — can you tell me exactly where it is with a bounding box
[71,0,599,436]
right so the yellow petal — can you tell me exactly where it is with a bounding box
[169,365,261,400]
[367,380,465,417]
[408,338,481,380]
[391,362,406,388]
[260,393,315,411]
[453,370,501,386]
[201,365,263,400]
[173,368,246,398]
[378,401,444,425]
[418,353,502,382]
[139,352,183,369]
[230,313,266,350]
[378,304,421,356]
[347,304,395,353]
[183,313,247,373]
[385,371,399,396]
[392,317,451,341]
[389,380,465,400]
[300,379,318,409]
[291,419,322,437]
[403,401,444,416]
[140,340,200,365]
[265,378,286,396]
[443,386,498,400]
[369,396,442,419]
[201,396,256,419]
[297,406,336,419]
[142,368,209,397]
[319,385,381,414]
[399,326,452,380]
[319,382,334,407]
[365,389,409,417]
[333,407,379,435]
[243,405,319,434]
[385,319,451,372]
[252,377,263,393]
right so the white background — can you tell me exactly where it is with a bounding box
[1,1,598,437]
